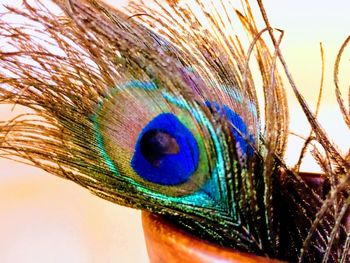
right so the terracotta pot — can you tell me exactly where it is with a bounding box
[142,173,348,262]
[142,212,281,263]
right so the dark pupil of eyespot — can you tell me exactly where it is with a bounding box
[140,129,180,167]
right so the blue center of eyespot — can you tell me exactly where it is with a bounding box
[205,101,255,157]
[131,113,199,185]
[140,130,180,167]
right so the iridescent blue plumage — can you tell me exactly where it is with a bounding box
[205,101,255,157]
[131,113,199,185]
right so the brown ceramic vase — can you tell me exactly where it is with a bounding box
[142,212,281,263]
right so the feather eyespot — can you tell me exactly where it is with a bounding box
[93,81,211,196]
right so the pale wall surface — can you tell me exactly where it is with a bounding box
[0,1,349,262]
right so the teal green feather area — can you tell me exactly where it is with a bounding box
[0,0,349,262]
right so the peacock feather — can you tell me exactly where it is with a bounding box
[0,0,349,262]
